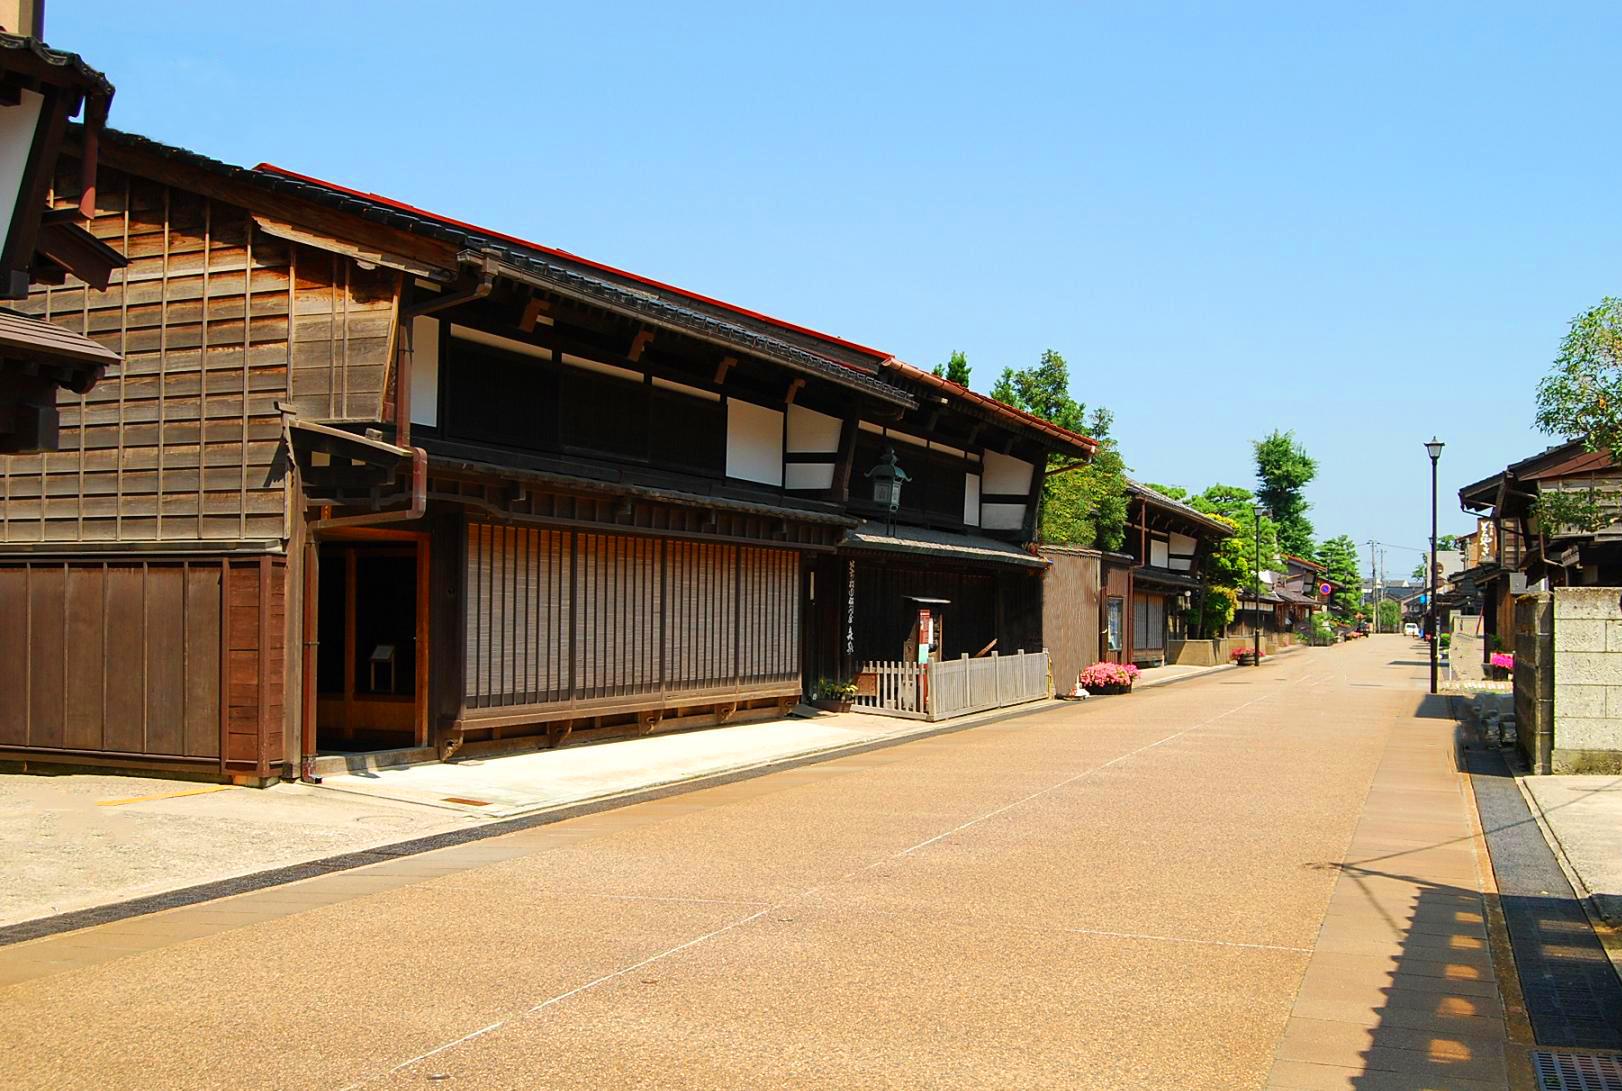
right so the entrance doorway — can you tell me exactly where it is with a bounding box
[313,532,429,752]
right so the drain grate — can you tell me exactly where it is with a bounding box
[1533,1051,1622,1090]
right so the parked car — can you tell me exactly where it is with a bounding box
[1403,622,1420,638]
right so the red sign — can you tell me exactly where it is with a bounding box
[1319,582,1332,596]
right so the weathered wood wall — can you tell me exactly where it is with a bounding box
[0,555,284,774]
[462,523,800,723]
[1040,548,1101,690]
[0,156,399,545]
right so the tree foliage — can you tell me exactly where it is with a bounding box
[931,350,972,386]
[1535,297,1622,463]
[993,350,1129,550]
[1315,535,1362,619]
[1253,429,1317,557]
[992,350,1086,433]
[1377,599,1401,631]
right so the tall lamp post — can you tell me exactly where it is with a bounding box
[1424,438,1444,694]
[1253,504,1265,666]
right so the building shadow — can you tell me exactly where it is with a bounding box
[1325,866,1516,1088]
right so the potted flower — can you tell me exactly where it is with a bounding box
[1077,661,1140,696]
[1231,646,1261,666]
[1488,651,1514,681]
[813,677,858,713]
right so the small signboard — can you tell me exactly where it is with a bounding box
[855,672,878,698]
[1318,581,1332,596]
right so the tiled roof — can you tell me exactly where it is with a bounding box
[0,34,113,98]
[97,129,914,410]
[882,359,1097,459]
[842,522,1048,568]
[1125,479,1236,537]
[0,309,119,366]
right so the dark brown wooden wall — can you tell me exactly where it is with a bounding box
[1041,549,1101,690]
[463,523,800,716]
[0,157,399,546]
[0,556,285,774]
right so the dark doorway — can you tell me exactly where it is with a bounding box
[314,537,428,751]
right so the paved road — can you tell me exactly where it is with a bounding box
[0,638,1508,1090]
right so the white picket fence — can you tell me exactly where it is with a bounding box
[852,650,1050,722]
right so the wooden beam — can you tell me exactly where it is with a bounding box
[628,328,654,362]
[713,355,736,385]
[518,296,550,333]
[785,377,805,405]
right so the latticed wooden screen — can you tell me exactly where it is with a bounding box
[464,523,799,710]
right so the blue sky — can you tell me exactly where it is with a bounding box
[53,2,1620,576]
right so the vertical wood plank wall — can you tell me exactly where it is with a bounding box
[463,523,800,716]
[1040,550,1101,690]
[0,156,399,545]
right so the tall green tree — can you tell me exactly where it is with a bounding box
[991,350,1128,550]
[1535,297,1622,462]
[1253,429,1317,557]
[991,350,1085,433]
[1190,484,1282,597]
[931,350,972,386]
[1316,535,1362,619]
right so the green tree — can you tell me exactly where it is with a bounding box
[1316,535,1362,619]
[993,350,1129,550]
[1377,599,1401,631]
[1253,429,1317,557]
[991,350,1085,433]
[1535,297,1622,462]
[1188,484,1282,596]
[931,350,972,386]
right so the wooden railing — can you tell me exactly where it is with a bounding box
[853,650,1050,722]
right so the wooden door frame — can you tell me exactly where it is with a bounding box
[312,527,431,748]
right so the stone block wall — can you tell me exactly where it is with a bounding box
[1513,593,1554,773]
[1551,587,1622,773]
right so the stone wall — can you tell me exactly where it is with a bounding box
[1551,587,1622,774]
[1513,593,1554,773]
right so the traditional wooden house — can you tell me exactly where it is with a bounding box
[1041,481,1231,681]
[0,27,125,453]
[1457,439,1619,659]
[1119,480,1232,667]
[0,127,1094,781]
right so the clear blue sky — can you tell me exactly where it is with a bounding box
[54,2,1620,576]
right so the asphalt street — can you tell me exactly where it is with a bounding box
[0,638,1507,1090]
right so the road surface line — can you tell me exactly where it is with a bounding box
[886,689,1280,862]
[342,672,1303,1089]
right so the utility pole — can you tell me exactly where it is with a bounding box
[1367,539,1378,631]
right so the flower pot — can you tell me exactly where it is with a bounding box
[814,698,853,713]
[1234,653,1256,666]
[1093,683,1133,696]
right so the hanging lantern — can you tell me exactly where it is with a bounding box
[865,445,910,514]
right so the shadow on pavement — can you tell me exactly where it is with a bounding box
[1330,866,1513,1088]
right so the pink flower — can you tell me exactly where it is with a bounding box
[1490,652,1514,670]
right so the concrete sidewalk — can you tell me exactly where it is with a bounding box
[312,707,1019,819]
[1523,774,1622,926]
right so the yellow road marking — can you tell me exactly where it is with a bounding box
[96,784,236,807]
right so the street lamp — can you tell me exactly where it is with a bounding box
[1424,438,1444,694]
[1253,504,1266,666]
[865,446,909,535]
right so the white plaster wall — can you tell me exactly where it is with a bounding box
[786,404,841,453]
[409,316,440,427]
[726,400,784,486]
[1149,539,1169,568]
[963,473,981,527]
[982,450,1034,495]
[1169,532,1196,572]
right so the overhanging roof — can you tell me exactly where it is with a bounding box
[0,308,119,392]
[1126,479,1236,538]
[841,522,1048,568]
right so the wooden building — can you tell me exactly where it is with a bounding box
[1457,439,1619,661]
[1119,480,1232,667]
[0,128,1096,782]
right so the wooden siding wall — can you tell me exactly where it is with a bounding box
[0,159,399,545]
[0,556,284,772]
[1041,550,1101,691]
[463,524,799,715]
